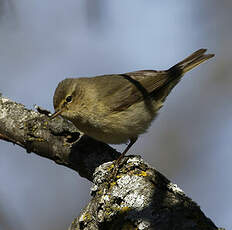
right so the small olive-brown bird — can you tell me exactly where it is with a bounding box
[52,49,214,161]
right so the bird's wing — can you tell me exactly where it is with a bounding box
[92,49,214,112]
[92,70,176,112]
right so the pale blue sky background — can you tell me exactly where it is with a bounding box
[0,1,231,229]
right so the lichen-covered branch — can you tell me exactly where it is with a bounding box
[0,96,224,230]
[69,156,223,230]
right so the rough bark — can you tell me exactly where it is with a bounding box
[0,96,225,230]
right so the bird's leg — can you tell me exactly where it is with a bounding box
[116,138,137,165]
[112,137,137,177]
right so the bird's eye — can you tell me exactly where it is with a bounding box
[66,95,72,103]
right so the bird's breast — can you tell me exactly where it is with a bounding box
[71,100,159,144]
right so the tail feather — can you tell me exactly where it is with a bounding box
[170,48,215,75]
[152,49,214,104]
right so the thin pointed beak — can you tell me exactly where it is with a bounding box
[50,110,62,119]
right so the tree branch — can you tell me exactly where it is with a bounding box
[0,96,225,230]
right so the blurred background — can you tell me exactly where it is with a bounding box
[0,0,231,229]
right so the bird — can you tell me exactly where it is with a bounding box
[51,49,214,163]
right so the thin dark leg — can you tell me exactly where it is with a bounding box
[112,137,138,178]
[115,137,137,166]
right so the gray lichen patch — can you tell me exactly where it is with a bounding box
[167,182,184,194]
[88,157,157,228]
[111,174,151,209]
[0,97,40,136]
